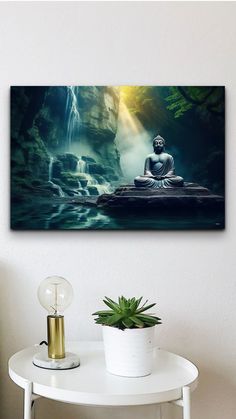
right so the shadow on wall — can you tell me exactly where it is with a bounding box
[161,318,236,419]
[0,262,25,419]
[0,262,45,419]
[191,368,236,419]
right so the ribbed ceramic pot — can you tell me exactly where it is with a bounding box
[102,325,155,377]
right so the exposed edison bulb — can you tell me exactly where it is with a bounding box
[38,276,73,316]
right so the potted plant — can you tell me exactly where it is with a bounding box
[93,296,161,377]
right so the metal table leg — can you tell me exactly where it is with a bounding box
[24,381,33,419]
[24,381,40,419]
[182,386,191,419]
[170,385,191,419]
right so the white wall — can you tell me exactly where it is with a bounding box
[0,2,236,419]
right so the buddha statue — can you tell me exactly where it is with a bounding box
[134,135,184,188]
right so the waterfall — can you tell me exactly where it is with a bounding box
[53,184,65,197]
[48,157,65,197]
[96,183,112,194]
[49,156,53,181]
[76,157,87,173]
[48,155,111,198]
[75,156,112,196]
[65,86,81,150]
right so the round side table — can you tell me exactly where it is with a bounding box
[8,341,198,419]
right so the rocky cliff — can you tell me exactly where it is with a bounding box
[11,86,122,201]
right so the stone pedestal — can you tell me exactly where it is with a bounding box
[97,183,224,210]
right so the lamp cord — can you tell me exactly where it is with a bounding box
[39,340,48,346]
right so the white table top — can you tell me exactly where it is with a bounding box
[9,341,198,406]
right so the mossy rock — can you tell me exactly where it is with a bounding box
[74,173,87,180]
[104,174,119,182]
[87,186,99,195]
[56,153,78,171]
[51,177,63,186]
[87,163,106,175]
[60,172,79,187]
[11,148,25,165]
[12,178,34,191]
[104,165,117,175]
[73,173,88,187]
[77,189,88,196]
[81,155,96,163]
[52,160,63,178]
[62,187,77,197]
[31,179,42,187]
[108,174,119,181]
[93,174,107,184]
[79,179,88,188]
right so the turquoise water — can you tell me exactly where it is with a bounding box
[11,200,224,230]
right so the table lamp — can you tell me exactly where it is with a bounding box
[33,275,80,370]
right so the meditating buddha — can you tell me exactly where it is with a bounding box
[134,135,184,188]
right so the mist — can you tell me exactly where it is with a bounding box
[115,101,153,182]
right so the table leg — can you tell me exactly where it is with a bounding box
[24,381,33,419]
[182,386,191,419]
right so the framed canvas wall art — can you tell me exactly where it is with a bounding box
[11,86,225,230]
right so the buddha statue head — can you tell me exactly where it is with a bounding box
[153,135,165,154]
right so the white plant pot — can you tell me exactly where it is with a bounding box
[102,325,155,377]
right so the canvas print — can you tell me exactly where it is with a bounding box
[11,86,225,230]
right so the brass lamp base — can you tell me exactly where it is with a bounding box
[47,315,65,359]
[33,315,80,369]
[33,350,80,370]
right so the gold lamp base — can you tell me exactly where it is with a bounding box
[33,315,80,369]
[47,315,65,359]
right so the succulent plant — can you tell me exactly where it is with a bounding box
[93,296,161,330]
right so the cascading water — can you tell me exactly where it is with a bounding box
[49,156,53,182]
[77,158,87,173]
[64,88,112,196]
[76,157,112,195]
[65,86,81,150]
[48,157,65,197]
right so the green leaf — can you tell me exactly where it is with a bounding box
[119,296,127,310]
[122,318,133,328]
[136,314,161,325]
[99,320,111,327]
[130,296,142,312]
[136,303,156,314]
[92,310,114,316]
[103,298,121,313]
[106,313,124,326]
[136,296,143,305]
[130,316,144,328]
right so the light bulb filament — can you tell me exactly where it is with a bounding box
[52,282,59,316]
[50,305,58,316]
